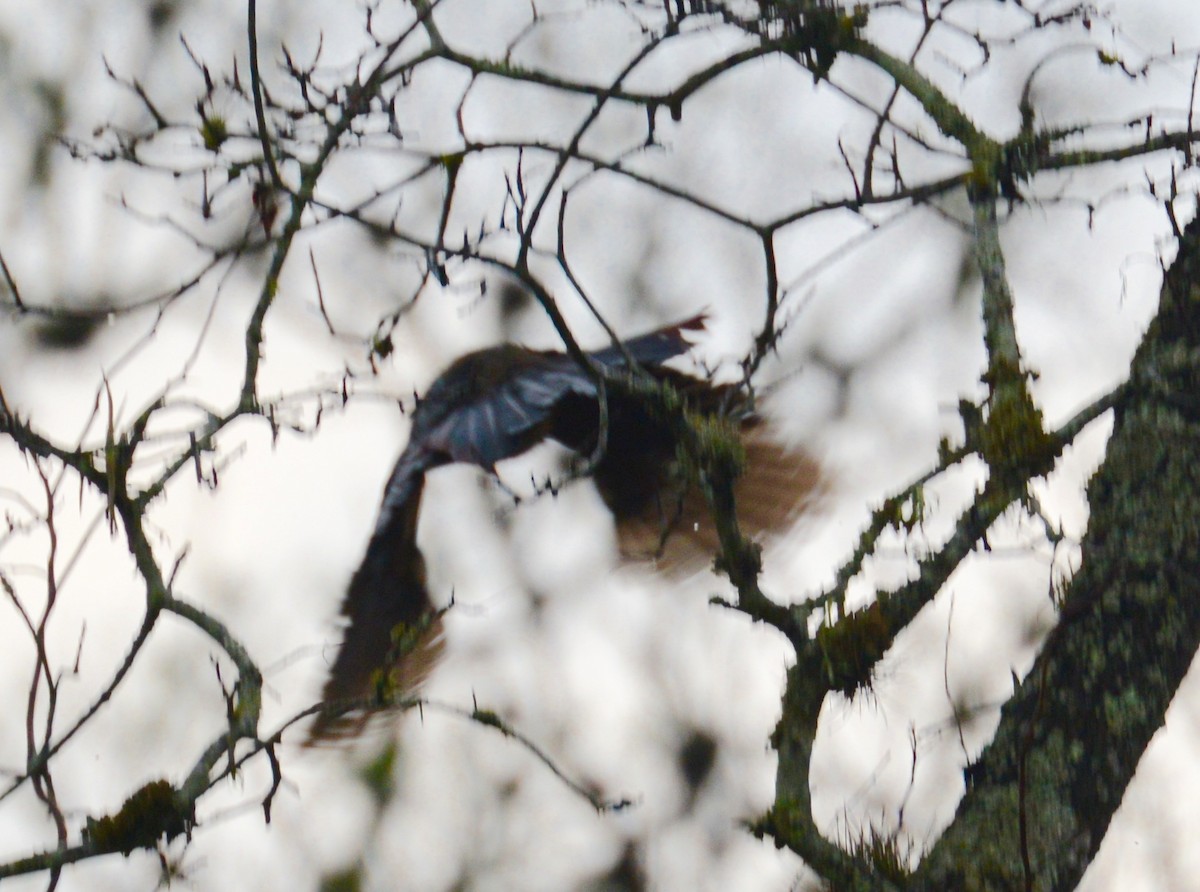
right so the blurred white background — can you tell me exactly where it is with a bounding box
[0,1,1198,890]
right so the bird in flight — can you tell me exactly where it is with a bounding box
[309,314,817,740]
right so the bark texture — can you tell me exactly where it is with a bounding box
[913,215,1200,889]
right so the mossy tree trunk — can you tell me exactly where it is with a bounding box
[769,210,1200,891]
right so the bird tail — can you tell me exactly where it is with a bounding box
[307,466,444,743]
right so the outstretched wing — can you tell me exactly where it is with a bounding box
[308,447,443,742]
[612,422,821,574]
[587,312,706,370]
[416,314,706,470]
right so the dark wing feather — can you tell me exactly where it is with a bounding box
[588,313,706,370]
[416,315,703,470]
[308,446,443,742]
[426,361,593,467]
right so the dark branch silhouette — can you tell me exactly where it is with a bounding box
[4,0,1197,885]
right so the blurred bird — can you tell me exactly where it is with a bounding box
[309,315,818,740]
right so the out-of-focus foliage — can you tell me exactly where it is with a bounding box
[1,2,1199,890]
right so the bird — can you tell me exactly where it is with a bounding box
[308,314,818,740]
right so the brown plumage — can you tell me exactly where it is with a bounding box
[308,315,817,740]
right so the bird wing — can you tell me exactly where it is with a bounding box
[424,358,596,468]
[587,312,706,370]
[614,423,821,574]
[308,446,443,742]
[420,313,706,470]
